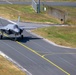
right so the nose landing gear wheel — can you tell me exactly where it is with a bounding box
[15,37,17,41]
[0,35,3,39]
[21,35,23,39]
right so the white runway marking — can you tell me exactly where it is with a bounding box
[0,17,76,49]
[27,30,76,49]
[0,17,17,24]
[3,0,13,4]
[0,51,32,75]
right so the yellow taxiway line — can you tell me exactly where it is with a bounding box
[16,41,70,75]
[42,52,76,57]
[0,32,70,75]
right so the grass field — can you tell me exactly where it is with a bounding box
[32,26,76,48]
[51,6,76,25]
[0,5,76,25]
[0,4,76,48]
[0,56,26,75]
[0,5,60,24]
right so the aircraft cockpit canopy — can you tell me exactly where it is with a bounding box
[14,25,19,29]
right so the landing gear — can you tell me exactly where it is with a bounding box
[21,35,23,39]
[14,35,23,41]
[0,35,3,39]
[0,31,3,39]
[15,37,17,41]
[14,34,17,41]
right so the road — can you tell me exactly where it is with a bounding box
[0,18,76,75]
[0,0,76,7]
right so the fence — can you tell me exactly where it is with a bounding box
[32,0,37,12]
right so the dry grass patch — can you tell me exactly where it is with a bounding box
[0,5,60,24]
[0,56,26,75]
[51,6,76,25]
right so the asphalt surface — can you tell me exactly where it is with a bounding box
[0,0,76,7]
[0,18,76,75]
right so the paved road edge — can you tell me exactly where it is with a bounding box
[27,30,76,49]
[0,51,32,75]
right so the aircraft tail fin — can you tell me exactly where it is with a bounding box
[17,16,20,25]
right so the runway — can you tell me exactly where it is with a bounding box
[0,18,76,75]
[0,0,76,7]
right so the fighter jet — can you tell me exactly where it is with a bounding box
[0,17,24,41]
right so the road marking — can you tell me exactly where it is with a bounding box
[0,51,32,75]
[27,30,76,49]
[3,0,13,4]
[42,52,76,57]
[0,32,70,75]
[16,41,70,75]
[0,29,71,75]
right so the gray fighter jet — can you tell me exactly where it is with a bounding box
[0,17,24,41]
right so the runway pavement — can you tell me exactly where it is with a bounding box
[0,0,76,7]
[0,18,76,75]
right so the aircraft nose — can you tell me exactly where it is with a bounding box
[15,28,20,33]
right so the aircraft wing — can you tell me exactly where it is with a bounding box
[19,26,37,30]
[0,26,5,30]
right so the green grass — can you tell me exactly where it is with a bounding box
[32,26,76,48]
[0,5,76,48]
[0,4,60,24]
[0,5,76,25]
[0,56,26,75]
[46,6,76,25]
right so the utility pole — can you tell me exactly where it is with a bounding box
[39,0,40,13]
[37,0,40,13]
